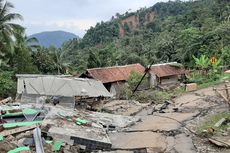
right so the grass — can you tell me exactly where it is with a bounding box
[194,73,230,90]
[133,72,230,104]
[198,79,224,89]
[133,86,185,104]
[196,111,230,137]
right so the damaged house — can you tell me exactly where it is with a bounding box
[16,74,112,108]
[149,62,186,87]
[80,64,145,97]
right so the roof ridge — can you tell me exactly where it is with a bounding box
[87,63,142,71]
[150,62,178,67]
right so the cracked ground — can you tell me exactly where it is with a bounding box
[103,84,230,153]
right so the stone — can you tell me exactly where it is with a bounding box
[186,83,197,92]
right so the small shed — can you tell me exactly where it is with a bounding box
[80,64,145,97]
[16,75,112,108]
[149,62,185,87]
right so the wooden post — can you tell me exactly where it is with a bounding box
[225,82,230,110]
[225,84,230,100]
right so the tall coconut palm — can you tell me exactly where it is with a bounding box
[14,28,40,52]
[0,0,24,55]
[52,48,70,74]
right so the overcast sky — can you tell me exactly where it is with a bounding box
[9,0,169,37]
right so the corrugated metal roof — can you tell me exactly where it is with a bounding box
[17,77,112,97]
[150,64,185,78]
[16,74,72,78]
[84,64,145,83]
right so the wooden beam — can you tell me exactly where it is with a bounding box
[0,124,37,136]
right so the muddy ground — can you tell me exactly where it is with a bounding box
[105,85,230,153]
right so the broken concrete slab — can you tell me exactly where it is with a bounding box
[173,134,196,153]
[48,126,112,150]
[102,100,150,116]
[88,111,141,129]
[48,126,74,145]
[128,112,199,132]
[109,132,166,151]
[102,151,133,153]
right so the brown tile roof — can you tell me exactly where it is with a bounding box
[84,64,145,83]
[150,64,185,78]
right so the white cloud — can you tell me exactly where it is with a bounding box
[9,0,171,36]
[49,19,97,31]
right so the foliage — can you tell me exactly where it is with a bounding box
[32,49,56,74]
[133,87,185,104]
[1,0,230,98]
[192,55,209,71]
[127,71,145,90]
[189,54,223,85]
[61,0,230,72]
[0,0,23,56]
[196,111,230,137]
[0,71,16,97]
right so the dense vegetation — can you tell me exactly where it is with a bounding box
[0,0,230,97]
[62,0,230,72]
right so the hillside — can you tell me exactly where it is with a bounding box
[30,31,79,48]
[27,0,230,75]
[61,0,230,73]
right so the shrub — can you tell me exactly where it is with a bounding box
[0,71,16,98]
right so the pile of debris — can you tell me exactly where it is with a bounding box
[102,100,151,116]
[0,98,140,153]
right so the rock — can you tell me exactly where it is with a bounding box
[209,137,230,148]
[0,141,17,152]
[16,131,33,139]
[186,83,197,92]
[214,118,226,128]
[18,138,26,147]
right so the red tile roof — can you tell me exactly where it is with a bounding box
[150,64,185,78]
[84,64,145,83]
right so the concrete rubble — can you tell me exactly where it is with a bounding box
[0,102,140,153]
[102,100,151,116]
[0,83,230,153]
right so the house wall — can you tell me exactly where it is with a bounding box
[160,75,179,85]
[149,73,180,87]
[110,82,125,98]
[149,73,158,88]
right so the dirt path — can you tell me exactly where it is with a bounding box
[106,85,229,153]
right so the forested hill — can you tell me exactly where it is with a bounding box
[1,0,230,97]
[30,31,79,48]
[59,0,230,73]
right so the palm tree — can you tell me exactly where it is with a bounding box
[48,47,70,74]
[14,29,40,52]
[0,0,24,54]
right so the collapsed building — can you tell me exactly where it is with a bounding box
[16,74,112,108]
[80,64,145,97]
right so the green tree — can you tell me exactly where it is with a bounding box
[51,48,70,74]
[32,49,56,74]
[192,55,209,71]
[0,0,23,55]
